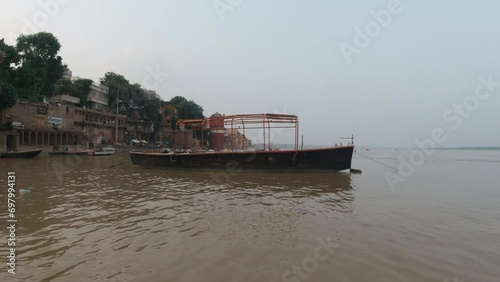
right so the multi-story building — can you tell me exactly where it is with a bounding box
[0,99,127,149]
[87,83,110,111]
[49,94,80,106]
[125,107,155,144]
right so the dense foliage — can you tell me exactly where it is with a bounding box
[55,78,93,107]
[1,33,65,108]
[0,39,19,110]
[14,32,65,100]
[168,95,204,128]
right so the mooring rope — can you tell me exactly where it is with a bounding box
[354,151,398,171]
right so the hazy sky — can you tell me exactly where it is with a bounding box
[1,0,500,147]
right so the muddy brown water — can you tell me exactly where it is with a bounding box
[0,149,499,281]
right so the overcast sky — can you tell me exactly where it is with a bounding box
[1,0,500,147]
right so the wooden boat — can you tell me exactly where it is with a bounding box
[0,149,43,159]
[130,114,354,172]
[89,147,116,156]
[49,150,91,155]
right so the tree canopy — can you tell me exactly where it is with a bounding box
[0,39,19,110]
[100,72,164,129]
[56,78,93,107]
[14,32,65,100]
[170,96,204,119]
[100,72,130,110]
[168,95,204,128]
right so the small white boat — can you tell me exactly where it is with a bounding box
[89,147,116,156]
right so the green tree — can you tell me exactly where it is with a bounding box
[56,78,93,107]
[0,39,18,110]
[169,95,204,128]
[170,96,188,106]
[14,32,65,99]
[55,79,72,96]
[170,95,204,119]
[100,72,132,114]
[72,79,92,107]
[139,89,162,130]
[100,72,161,118]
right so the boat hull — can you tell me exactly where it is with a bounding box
[49,150,90,156]
[0,149,43,159]
[130,146,354,172]
[91,152,115,156]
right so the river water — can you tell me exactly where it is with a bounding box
[0,149,499,281]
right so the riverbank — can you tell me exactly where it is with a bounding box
[4,143,159,154]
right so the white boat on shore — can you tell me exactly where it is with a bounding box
[89,147,115,156]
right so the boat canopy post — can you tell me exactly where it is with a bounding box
[240,116,246,151]
[262,119,266,151]
[232,116,235,151]
[267,118,271,150]
[296,120,299,150]
[340,134,354,145]
[176,114,299,152]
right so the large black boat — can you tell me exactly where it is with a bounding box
[0,149,42,159]
[130,114,354,172]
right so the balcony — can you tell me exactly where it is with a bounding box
[74,120,126,129]
[50,95,80,105]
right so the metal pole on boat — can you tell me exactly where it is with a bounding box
[340,134,354,145]
[295,119,299,150]
[301,135,304,150]
[267,117,271,150]
[263,119,266,150]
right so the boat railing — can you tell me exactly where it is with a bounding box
[174,113,300,152]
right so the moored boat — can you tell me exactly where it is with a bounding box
[130,113,354,172]
[130,146,353,171]
[49,150,91,155]
[0,149,43,159]
[89,147,116,156]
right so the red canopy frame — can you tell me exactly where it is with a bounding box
[175,113,299,151]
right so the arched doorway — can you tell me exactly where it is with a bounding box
[30,132,36,145]
[37,132,43,145]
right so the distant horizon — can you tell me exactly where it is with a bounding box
[254,143,500,150]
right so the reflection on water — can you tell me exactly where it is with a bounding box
[0,154,354,281]
[0,151,499,281]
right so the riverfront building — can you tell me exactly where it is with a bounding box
[87,83,110,111]
[0,99,127,149]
